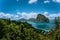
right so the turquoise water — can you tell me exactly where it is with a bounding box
[27,21,56,32]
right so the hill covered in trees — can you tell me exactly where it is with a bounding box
[0,18,42,40]
[0,17,60,40]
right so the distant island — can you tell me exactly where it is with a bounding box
[19,14,49,23]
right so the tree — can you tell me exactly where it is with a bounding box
[55,17,60,29]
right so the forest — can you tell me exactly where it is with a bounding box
[0,16,60,40]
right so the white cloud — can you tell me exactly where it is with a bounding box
[48,13,60,19]
[14,15,19,18]
[0,12,60,20]
[14,12,38,19]
[44,0,50,3]
[28,0,37,4]
[21,12,38,19]
[53,0,60,3]
[0,12,38,20]
[0,12,13,18]
[5,14,13,18]
[43,12,60,19]
[43,12,48,15]
[0,12,5,18]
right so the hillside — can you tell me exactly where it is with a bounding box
[0,18,41,40]
[0,18,60,40]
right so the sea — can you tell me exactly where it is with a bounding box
[27,20,56,32]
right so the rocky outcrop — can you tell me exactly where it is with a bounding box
[36,14,49,22]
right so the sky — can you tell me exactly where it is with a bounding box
[0,0,60,20]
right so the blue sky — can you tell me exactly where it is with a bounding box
[0,0,60,20]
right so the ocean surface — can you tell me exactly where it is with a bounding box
[27,20,56,32]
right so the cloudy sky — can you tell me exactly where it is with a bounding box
[0,0,60,20]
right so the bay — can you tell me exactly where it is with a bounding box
[27,20,56,32]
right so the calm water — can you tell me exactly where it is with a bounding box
[27,20,56,32]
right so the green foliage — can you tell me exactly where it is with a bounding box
[55,17,60,29]
[0,17,60,40]
[0,18,40,40]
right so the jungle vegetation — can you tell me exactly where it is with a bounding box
[0,16,60,40]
